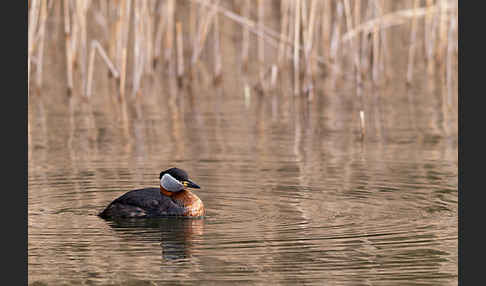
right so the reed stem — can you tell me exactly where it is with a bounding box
[407,0,420,84]
[277,0,289,66]
[293,0,300,95]
[35,0,47,88]
[446,6,457,107]
[330,2,343,65]
[343,0,361,84]
[132,0,144,98]
[28,0,40,93]
[63,0,73,92]
[424,0,434,61]
[176,22,185,79]
[75,0,88,93]
[192,0,218,65]
[119,0,132,101]
[164,0,175,63]
[153,1,166,67]
[371,1,380,83]
[213,12,222,81]
[86,40,120,98]
[258,0,264,65]
[86,41,96,97]
[321,0,331,62]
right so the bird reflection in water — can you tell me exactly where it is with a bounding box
[159,218,204,261]
[104,218,204,261]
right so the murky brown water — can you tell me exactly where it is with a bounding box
[28,3,457,284]
[28,71,457,285]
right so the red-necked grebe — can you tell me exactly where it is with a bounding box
[98,168,204,218]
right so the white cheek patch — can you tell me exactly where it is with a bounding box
[160,174,184,192]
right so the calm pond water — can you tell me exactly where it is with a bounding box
[28,69,457,285]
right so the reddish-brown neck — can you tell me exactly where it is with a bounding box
[160,186,175,197]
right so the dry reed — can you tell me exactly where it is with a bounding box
[330,2,343,65]
[407,0,420,84]
[176,22,185,79]
[321,0,332,63]
[213,10,222,82]
[63,0,74,92]
[28,0,40,94]
[293,0,301,95]
[343,0,361,85]
[153,1,166,68]
[86,40,120,98]
[191,0,218,66]
[35,0,48,88]
[277,0,289,66]
[164,0,175,64]
[119,0,131,101]
[241,0,250,69]
[28,0,457,104]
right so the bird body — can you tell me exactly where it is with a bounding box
[98,168,204,219]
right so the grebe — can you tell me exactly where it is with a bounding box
[98,168,204,218]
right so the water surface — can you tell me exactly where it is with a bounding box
[28,70,457,285]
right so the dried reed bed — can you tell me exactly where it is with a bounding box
[28,0,457,136]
